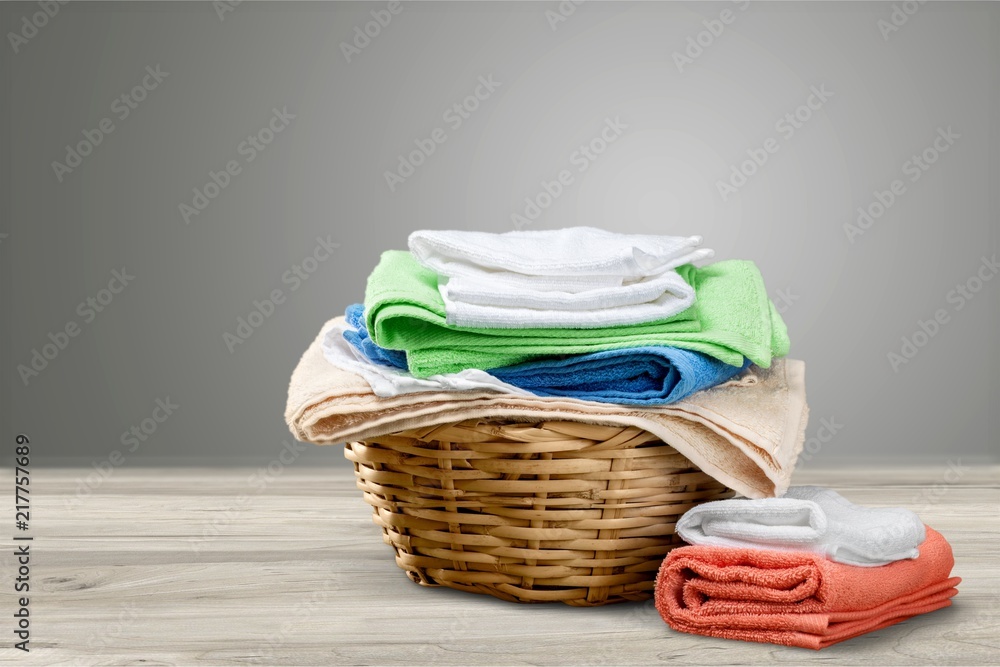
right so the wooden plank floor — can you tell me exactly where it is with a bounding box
[1,465,997,666]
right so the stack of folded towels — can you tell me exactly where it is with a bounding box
[655,487,961,649]
[286,226,809,498]
[328,227,786,401]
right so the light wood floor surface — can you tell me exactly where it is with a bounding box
[1,465,997,666]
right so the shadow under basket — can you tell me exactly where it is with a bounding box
[345,419,734,606]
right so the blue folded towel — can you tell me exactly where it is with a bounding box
[341,303,749,405]
[489,347,751,405]
[343,304,408,370]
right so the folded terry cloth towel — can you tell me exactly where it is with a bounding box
[342,304,408,370]
[676,486,927,566]
[286,318,810,499]
[363,251,789,377]
[654,526,961,649]
[438,270,697,328]
[489,348,751,405]
[411,228,714,328]
[330,314,751,405]
[408,227,714,279]
[441,269,695,310]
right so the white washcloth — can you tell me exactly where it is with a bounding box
[448,272,627,294]
[675,486,927,567]
[440,277,696,328]
[408,226,713,279]
[321,320,532,398]
[409,227,713,328]
[441,270,695,311]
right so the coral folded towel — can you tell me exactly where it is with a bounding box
[654,526,960,650]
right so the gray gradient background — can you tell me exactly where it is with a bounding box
[1,1,997,468]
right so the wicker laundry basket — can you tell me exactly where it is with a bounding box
[345,419,734,606]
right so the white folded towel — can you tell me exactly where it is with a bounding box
[320,320,531,397]
[408,227,713,328]
[440,275,696,328]
[675,486,927,567]
[441,270,694,311]
[409,227,713,279]
[445,272,627,294]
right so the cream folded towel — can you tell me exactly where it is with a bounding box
[286,318,809,499]
[675,486,927,566]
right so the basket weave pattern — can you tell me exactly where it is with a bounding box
[346,419,734,606]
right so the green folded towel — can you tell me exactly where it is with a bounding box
[364,250,789,378]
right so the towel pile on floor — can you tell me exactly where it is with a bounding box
[286,226,810,499]
[655,488,961,649]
